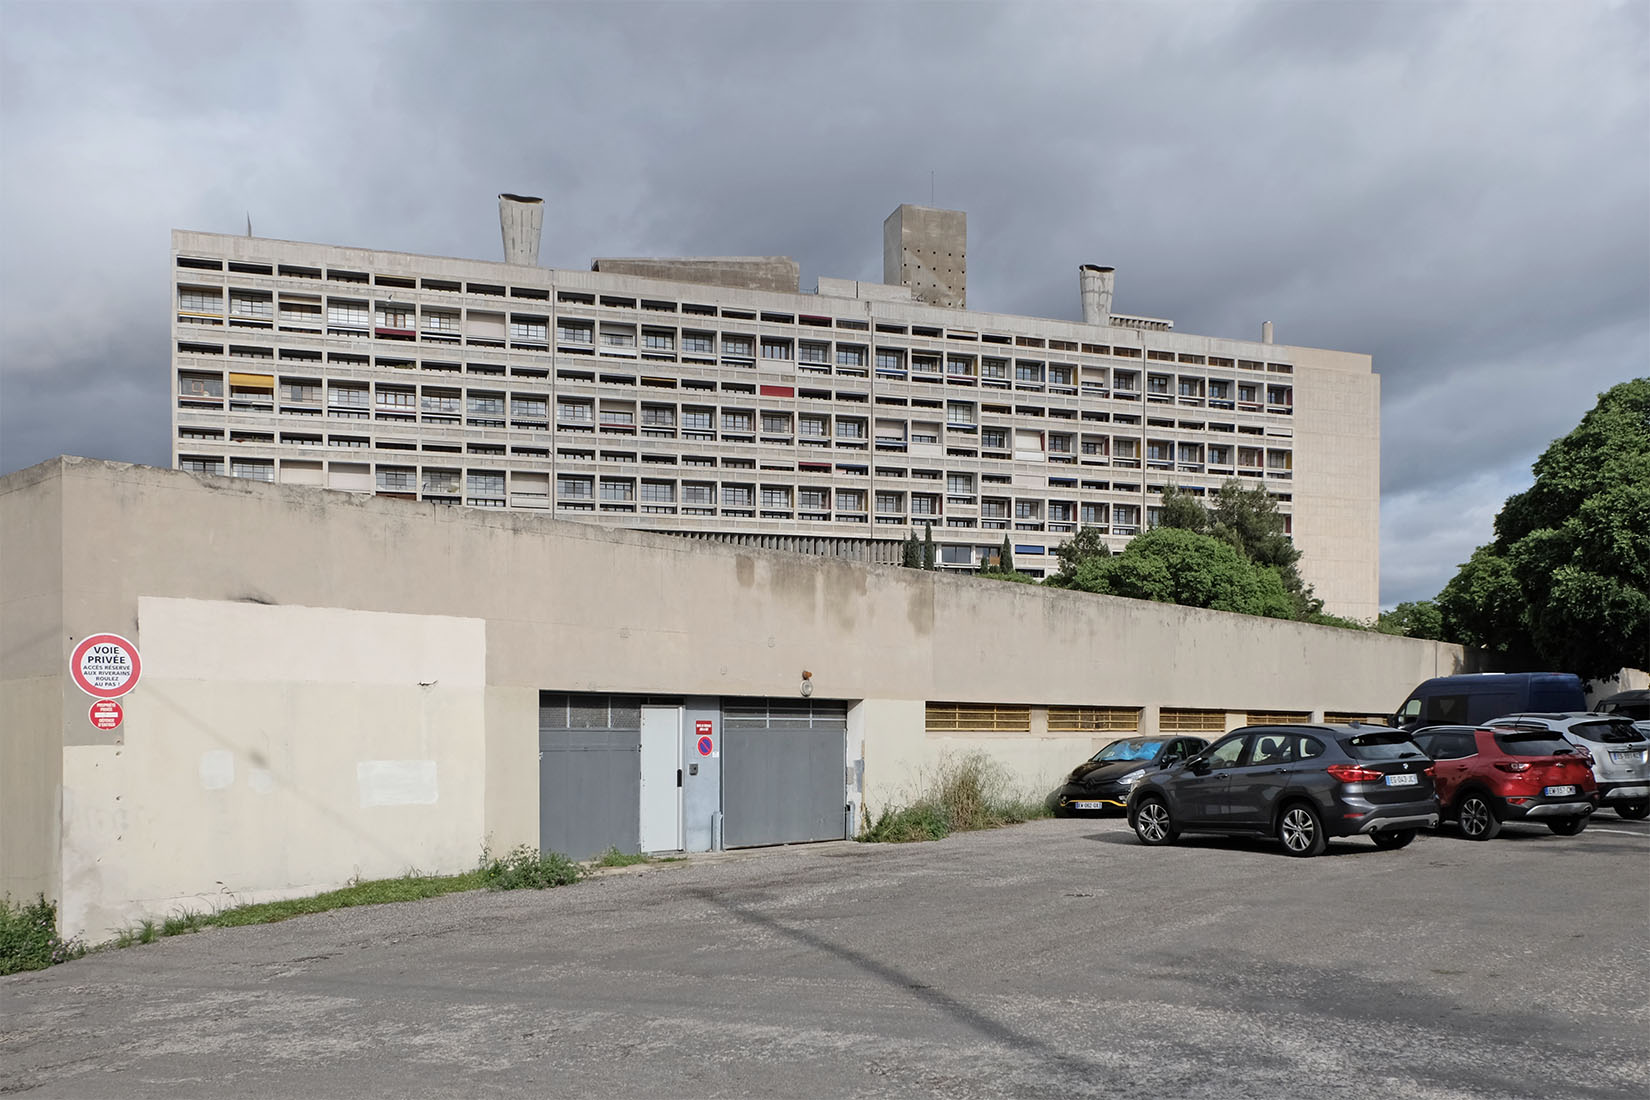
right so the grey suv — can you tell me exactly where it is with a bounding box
[1126,724,1439,857]
[1485,714,1650,819]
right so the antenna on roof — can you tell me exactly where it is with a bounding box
[246,213,253,238]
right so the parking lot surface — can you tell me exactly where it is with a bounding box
[3,816,1647,1098]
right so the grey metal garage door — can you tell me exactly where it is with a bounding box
[538,693,646,860]
[722,698,847,848]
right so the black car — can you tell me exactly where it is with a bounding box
[1050,736,1209,815]
[1126,724,1439,857]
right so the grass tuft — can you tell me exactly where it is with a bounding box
[480,845,587,890]
[859,752,1052,843]
[592,847,654,869]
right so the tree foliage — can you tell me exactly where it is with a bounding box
[1376,600,1446,641]
[1066,527,1296,618]
[1046,525,1111,587]
[922,523,936,570]
[1437,379,1650,679]
[901,530,922,569]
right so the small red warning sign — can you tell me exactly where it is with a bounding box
[89,700,124,731]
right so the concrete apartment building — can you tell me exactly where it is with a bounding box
[170,196,1380,619]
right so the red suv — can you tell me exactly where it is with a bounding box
[1411,725,1597,839]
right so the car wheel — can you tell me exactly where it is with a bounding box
[1615,801,1649,820]
[1132,797,1178,846]
[1278,803,1328,857]
[1370,829,1415,850]
[1457,794,1502,841]
[1547,816,1588,836]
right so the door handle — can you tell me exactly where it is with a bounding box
[677,768,683,787]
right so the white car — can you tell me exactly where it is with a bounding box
[1485,713,1650,820]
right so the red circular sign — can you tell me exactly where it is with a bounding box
[697,735,714,757]
[89,700,124,730]
[70,634,142,699]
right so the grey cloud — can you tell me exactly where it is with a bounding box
[2,0,1644,609]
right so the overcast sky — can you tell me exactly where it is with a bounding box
[2,0,1645,608]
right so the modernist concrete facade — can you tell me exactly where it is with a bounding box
[3,459,1455,940]
[169,201,1381,620]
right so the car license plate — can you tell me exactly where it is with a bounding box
[1543,785,1577,797]
[1072,800,1105,810]
[1385,773,1418,787]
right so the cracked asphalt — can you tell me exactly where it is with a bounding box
[3,815,1647,1098]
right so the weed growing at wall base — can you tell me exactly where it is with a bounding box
[0,895,85,975]
[859,752,1051,843]
[481,845,587,889]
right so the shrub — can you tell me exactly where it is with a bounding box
[1,895,84,974]
[481,845,586,890]
[593,847,653,868]
[859,753,1051,843]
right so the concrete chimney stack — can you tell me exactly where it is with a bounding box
[1079,265,1115,326]
[499,193,544,266]
[1261,320,1274,345]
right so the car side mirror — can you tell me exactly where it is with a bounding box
[1189,757,1210,775]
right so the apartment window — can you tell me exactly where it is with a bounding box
[799,341,829,364]
[761,412,791,435]
[760,486,791,509]
[947,356,975,377]
[875,491,904,513]
[557,399,593,423]
[1015,361,1044,383]
[229,292,273,319]
[423,309,460,335]
[721,410,754,433]
[836,418,866,440]
[722,335,755,358]
[946,401,976,426]
[600,478,635,502]
[876,350,905,373]
[761,338,792,359]
[280,381,321,403]
[1177,443,1203,464]
[510,317,548,342]
[947,473,974,495]
[179,456,224,475]
[721,484,754,508]
[682,482,715,506]
[682,331,715,354]
[640,481,675,503]
[1080,503,1107,525]
[375,387,415,411]
[467,471,506,506]
[600,325,637,348]
[467,392,505,422]
[556,320,593,344]
[681,407,714,432]
[836,489,865,512]
[422,469,461,496]
[642,329,675,351]
[326,300,369,328]
[1047,364,1073,387]
[641,405,676,428]
[1014,500,1040,519]
[374,466,415,492]
[836,345,867,368]
[556,475,594,499]
[1177,377,1204,398]
[911,493,939,516]
[981,428,1007,450]
[178,287,222,314]
[1113,503,1140,528]
[981,357,1009,380]
[799,487,828,510]
[799,415,829,438]
[229,459,275,482]
[178,372,224,399]
[1208,444,1232,466]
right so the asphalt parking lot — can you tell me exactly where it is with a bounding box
[3,815,1647,1099]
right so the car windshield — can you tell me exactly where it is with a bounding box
[1495,732,1575,757]
[1345,731,1427,761]
[1568,720,1644,745]
[1091,739,1166,763]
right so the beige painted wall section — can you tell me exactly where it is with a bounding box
[1290,347,1381,622]
[0,462,65,906]
[57,597,485,940]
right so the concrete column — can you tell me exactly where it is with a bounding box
[1080,265,1115,326]
[499,194,544,266]
[1261,321,1274,345]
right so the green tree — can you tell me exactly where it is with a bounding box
[901,530,922,568]
[922,523,936,570]
[1207,480,1319,616]
[999,536,1014,576]
[1047,525,1111,587]
[1376,600,1446,641]
[1439,379,1650,679]
[1070,527,1295,618]
[1157,484,1210,533]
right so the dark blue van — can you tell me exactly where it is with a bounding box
[1393,673,1586,730]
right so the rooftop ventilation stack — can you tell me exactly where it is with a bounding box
[1079,264,1115,326]
[499,193,544,266]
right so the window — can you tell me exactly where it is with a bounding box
[422,469,460,496]
[721,410,754,433]
[280,381,321,404]
[836,345,867,367]
[947,473,973,495]
[925,703,1031,732]
[876,350,905,373]
[799,415,829,438]
[326,300,369,328]
[640,480,675,503]
[682,331,715,354]
[835,418,866,440]
[946,401,976,425]
[981,428,1007,449]
[1048,707,1141,733]
[557,320,593,344]
[1014,500,1040,519]
[512,395,548,419]
[1015,361,1044,383]
[911,493,939,516]
[875,491,904,513]
[179,456,224,475]
[836,489,865,512]
[722,335,755,358]
[682,482,715,506]
[467,392,505,421]
[229,292,273,319]
[721,484,754,507]
[761,338,791,359]
[760,487,791,509]
[230,459,274,482]
[556,476,593,499]
[761,413,791,435]
[1081,503,1107,525]
[799,487,828,510]
[799,341,830,364]
[178,287,222,314]
[467,471,506,505]
[642,329,675,351]
[947,356,975,377]
[600,478,635,501]
[681,407,713,431]
[1160,708,1227,733]
[374,466,415,492]
[982,357,1009,380]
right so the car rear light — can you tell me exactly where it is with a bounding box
[1326,763,1384,783]
[1424,765,1436,778]
[1494,761,1531,773]
[1507,797,1532,806]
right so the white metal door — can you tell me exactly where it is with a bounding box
[638,706,683,852]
